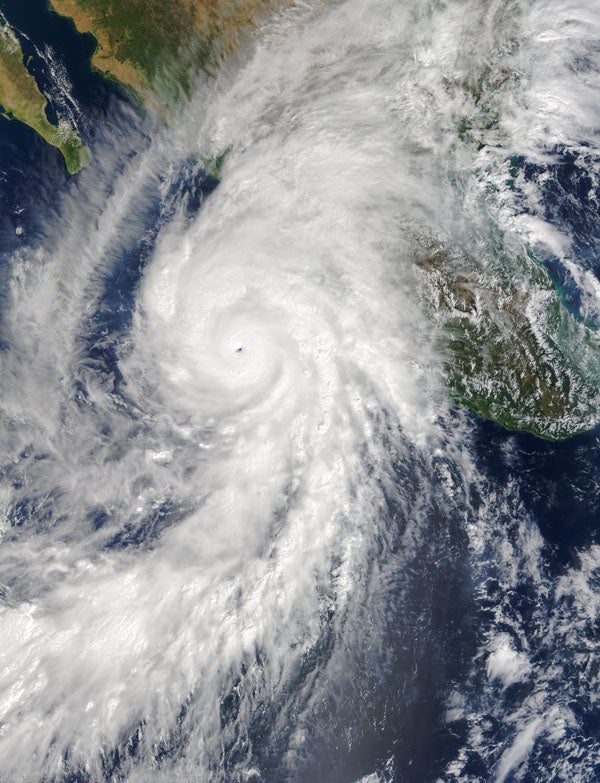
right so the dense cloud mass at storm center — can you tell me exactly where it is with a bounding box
[1,0,600,781]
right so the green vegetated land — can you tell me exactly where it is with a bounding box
[3,4,597,440]
[0,12,90,173]
[0,0,276,172]
[48,0,277,107]
[414,234,600,440]
[412,62,600,440]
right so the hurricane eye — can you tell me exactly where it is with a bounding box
[233,342,244,354]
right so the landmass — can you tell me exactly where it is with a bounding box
[414,234,600,440]
[48,0,278,108]
[0,12,90,174]
[408,65,600,440]
[3,3,598,440]
[0,0,274,174]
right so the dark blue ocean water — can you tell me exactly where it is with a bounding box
[1,5,599,782]
[0,0,132,256]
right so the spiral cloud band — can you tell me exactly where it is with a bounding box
[1,0,600,781]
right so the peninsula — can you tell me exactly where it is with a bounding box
[0,11,90,173]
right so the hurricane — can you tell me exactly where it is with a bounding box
[1,0,600,781]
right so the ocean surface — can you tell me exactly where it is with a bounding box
[0,1,599,781]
